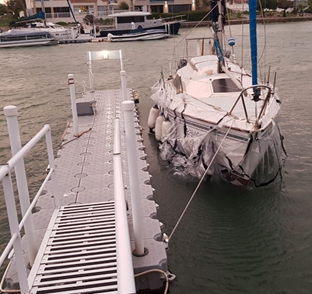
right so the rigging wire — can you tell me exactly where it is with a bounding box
[168,118,235,241]
[257,0,268,84]
[172,4,219,53]
[257,0,267,64]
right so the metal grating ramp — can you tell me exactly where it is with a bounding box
[29,201,118,294]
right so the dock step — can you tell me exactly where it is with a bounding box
[29,201,118,294]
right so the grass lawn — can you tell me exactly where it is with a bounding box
[0,14,17,28]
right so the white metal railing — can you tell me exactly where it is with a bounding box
[86,50,127,100]
[113,119,136,293]
[0,106,59,294]
[52,12,71,18]
[122,100,145,256]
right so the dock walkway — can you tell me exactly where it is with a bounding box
[1,55,168,293]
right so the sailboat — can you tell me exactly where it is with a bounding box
[148,0,287,188]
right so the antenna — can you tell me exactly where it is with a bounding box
[266,66,270,85]
[273,72,277,92]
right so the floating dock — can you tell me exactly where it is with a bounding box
[0,50,169,293]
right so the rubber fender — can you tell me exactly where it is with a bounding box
[155,115,165,141]
[162,120,172,139]
[147,106,160,129]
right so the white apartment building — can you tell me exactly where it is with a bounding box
[25,0,193,23]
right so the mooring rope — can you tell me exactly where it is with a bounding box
[168,118,235,241]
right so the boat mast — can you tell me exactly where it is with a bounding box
[217,0,223,53]
[40,0,47,27]
[66,0,78,24]
[249,0,260,99]
[211,0,225,73]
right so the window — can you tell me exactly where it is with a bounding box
[116,16,145,23]
[54,7,70,13]
[212,78,241,93]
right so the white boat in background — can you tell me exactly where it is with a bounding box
[106,28,168,42]
[24,21,79,40]
[10,11,80,40]
[148,0,287,188]
[0,30,58,48]
[100,11,183,37]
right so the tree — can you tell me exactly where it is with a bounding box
[278,0,291,16]
[119,2,129,10]
[6,0,26,16]
[0,4,7,15]
[84,14,95,24]
[257,0,278,11]
[308,0,312,10]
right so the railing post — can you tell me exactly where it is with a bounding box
[113,119,136,294]
[1,170,29,294]
[45,125,60,207]
[3,105,37,267]
[68,74,79,137]
[120,71,128,101]
[70,27,76,39]
[87,52,94,92]
[122,101,145,256]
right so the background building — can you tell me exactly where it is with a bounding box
[25,0,193,23]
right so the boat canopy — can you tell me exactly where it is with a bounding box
[10,12,45,26]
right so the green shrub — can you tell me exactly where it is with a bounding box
[0,14,17,27]
[149,11,212,22]
[56,21,67,26]
[119,2,129,10]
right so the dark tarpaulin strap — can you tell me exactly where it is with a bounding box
[180,104,188,137]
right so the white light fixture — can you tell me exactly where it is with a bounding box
[102,50,109,59]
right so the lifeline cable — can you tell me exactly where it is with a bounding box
[169,118,235,241]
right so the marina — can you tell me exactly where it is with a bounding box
[0,19,312,294]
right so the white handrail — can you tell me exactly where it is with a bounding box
[0,233,17,266]
[0,107,60,293]
[113,119,136,294]
[4,105,37,266]
[86,50,126,97]
[18,167,56,230]
[0,125,50,180]
[122,100,144,256]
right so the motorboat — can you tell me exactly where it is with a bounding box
[99,11,183,37]
[0,30,58,48]
[106,27,168,42]
[10,21,79,40]
[148,0,287,188]
[24,21,79,40]
[10,12,79,40]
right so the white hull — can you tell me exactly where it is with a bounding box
[150,53,286,188]
[0,30,58,48]
[107,30,168,42]
[0,39,58,48]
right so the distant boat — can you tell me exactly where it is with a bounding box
[24,21,79,40]
[0,30,58,48]
[99,11,183,37]
[10,12,79,40]
[106,27,168,42]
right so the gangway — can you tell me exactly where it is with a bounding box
[0,108,135,294]
[0,49,168,294]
